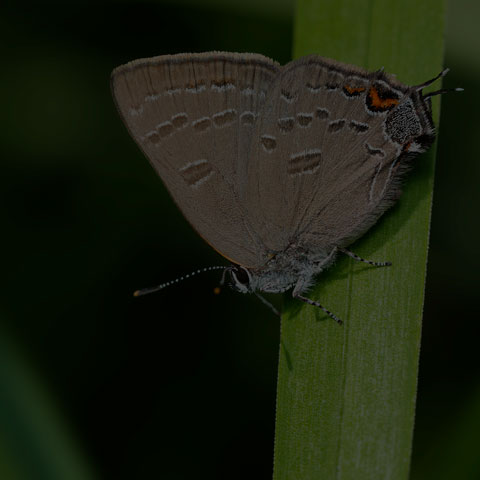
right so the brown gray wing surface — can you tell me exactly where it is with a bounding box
[111,52,280,267]
[246,56,404,255]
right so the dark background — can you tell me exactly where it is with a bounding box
[1,1,478,478]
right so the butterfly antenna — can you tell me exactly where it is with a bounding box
[423,87,464,99]
[414,68,449,91]
[133,266,227,297]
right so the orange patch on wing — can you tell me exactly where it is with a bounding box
[344,85,366,94]
[368,86,399,109]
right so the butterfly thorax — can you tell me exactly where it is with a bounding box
[229,245,337,294]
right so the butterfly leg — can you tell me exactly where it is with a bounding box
[254,292,280,317]
[339,248,392,267]
[292,282,342,325]
[311,246,338,273]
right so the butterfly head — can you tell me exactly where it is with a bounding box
[227,265,256,294]
[225,257,302,295]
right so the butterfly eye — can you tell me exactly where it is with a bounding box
[228,266,252,294]
[232,266,250,285]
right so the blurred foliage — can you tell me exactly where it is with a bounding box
[0,333,96,479]
[0,0,478,478]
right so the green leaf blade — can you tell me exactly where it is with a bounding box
[274,1,446,479]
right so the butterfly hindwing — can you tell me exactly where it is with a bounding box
[247,56,412,256]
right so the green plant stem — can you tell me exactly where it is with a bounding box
[273,1,446,479]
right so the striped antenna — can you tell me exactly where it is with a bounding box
[133,266,227,297]
[423,87,464,99]
[414,68,449,91]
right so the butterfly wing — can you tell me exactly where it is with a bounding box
[246,55,422,256]
[112,52,280,267]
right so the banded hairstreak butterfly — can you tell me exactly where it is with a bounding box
[111,52,459,323]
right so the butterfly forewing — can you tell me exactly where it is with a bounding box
[111,52,280,267]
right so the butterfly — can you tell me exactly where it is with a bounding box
[111,52,454,323]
